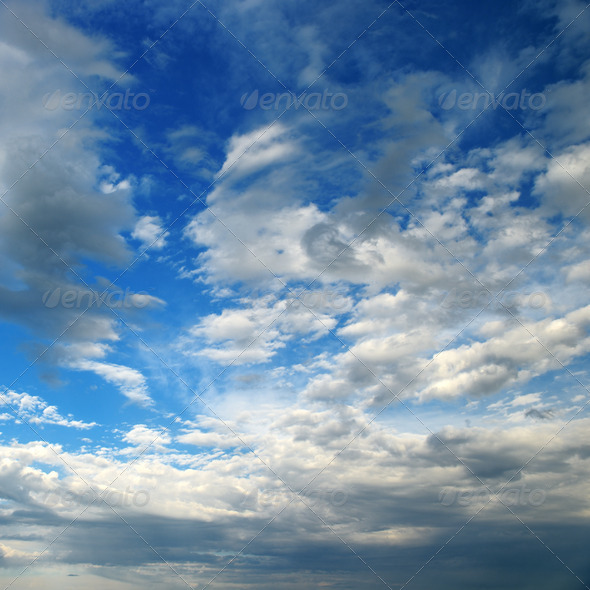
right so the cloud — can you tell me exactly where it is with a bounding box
[183,293,337,365]
[0,390,97,429]
[0,411,588,586]
[1,1,590,588]
[123,424,170,449]
[131,215,168,251]
[534,142,590,222]
[0,5,161,407]
[0,0,130,82]
[71,360,153,407]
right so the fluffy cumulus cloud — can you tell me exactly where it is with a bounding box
[0,390,97,429]
[0,1,161,407]
[0,0,590,589]
[131,215,168,251]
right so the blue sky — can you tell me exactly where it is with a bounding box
[0,0,590,588]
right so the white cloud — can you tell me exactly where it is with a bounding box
[1,1,590,587]
[123,424,170,449]
[0,390,96,429]
[131,215,168,250]
[184,294,337,365]
[71,360,153,406]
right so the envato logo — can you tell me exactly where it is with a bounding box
[38,486,150,509]
[241,287,350,312]
[285,289,349,311]
[254,488,348,508]
[439,485,546,507]
[440,289,548,310]
[439,89,546,111]
[42,287,151,310]
[240,89,348,111]
[43,89,150,111]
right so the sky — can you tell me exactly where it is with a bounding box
[0,0,589,588]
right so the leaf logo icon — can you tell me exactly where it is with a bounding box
[42,288,61,308]
[439,89,457,110]
[240,90,259,110]
[43,89,62,111]
[438,488,456,506]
